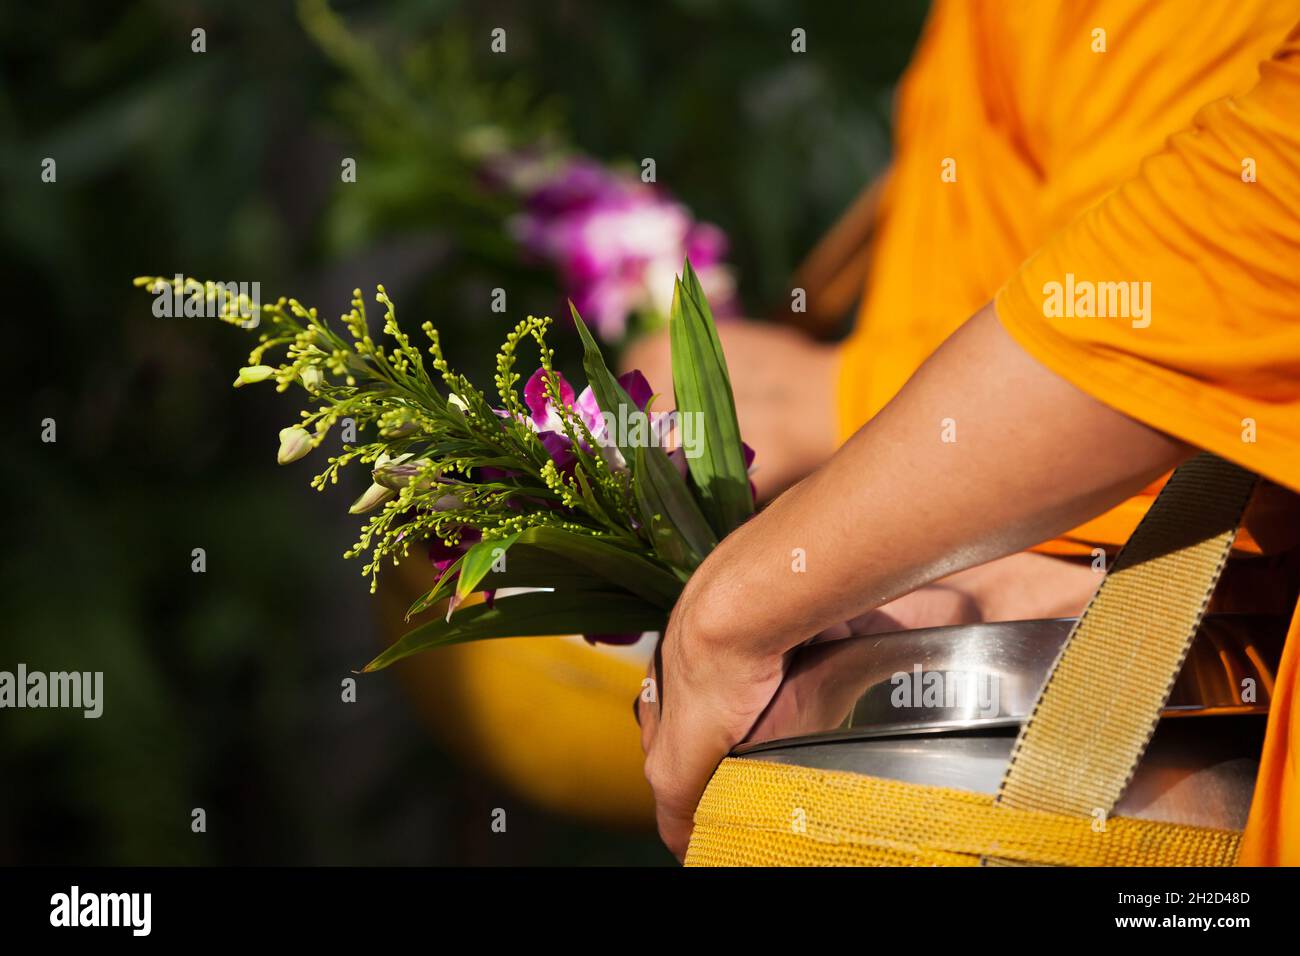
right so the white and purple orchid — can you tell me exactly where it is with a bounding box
[520,365,673,473]
[488,154,737,341]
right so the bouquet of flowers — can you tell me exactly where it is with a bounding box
[134,261,752,672]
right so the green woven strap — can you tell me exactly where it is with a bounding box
[995,454,1258,821]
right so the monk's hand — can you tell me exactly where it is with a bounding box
[635,301,1192,861]
[636,545,1106,860]
[637,561,788,862]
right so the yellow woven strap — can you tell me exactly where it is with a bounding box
[686,758,1242,867]
[996,453,1258,819]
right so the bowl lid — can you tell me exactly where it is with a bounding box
[735,614,1286,757]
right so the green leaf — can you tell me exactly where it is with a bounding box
[633,457,694,571]
[449,532,521,618]
[670,259,754,536]
[569,300,642,466]
[404,530,683,624]
[513,525,682,608]
[572,466,616,528]
[475,544,614,592]
[570,299,717,572]
[405,554,464,620]
[363,590,667,671]
[632,443,716,569]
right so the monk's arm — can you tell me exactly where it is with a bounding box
[642,300,1193,857]
[691,302,1192,644]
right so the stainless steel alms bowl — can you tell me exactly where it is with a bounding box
[734,615,1286,829]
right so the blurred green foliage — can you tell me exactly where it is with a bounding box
[0,0,925,864]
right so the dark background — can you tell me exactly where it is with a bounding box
[0,0,925,864]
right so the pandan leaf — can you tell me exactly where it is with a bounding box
[405,555,464,620]
[570,300,644,466]
[475,544,616,592]
[570,299,715,557]
[363,590,667,672]
[670,259,753,536]
[405,528,684,626]
[447,532,521,619]
[632,443,715,569]
[514,525,683,608]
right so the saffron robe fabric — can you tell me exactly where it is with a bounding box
[834,0,1300,860]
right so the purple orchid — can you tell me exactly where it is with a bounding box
[521,366,669,472]
[491,153,737,341]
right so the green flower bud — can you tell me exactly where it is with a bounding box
[300,366,325,391]
[371,451,408,474]
[234,365,276,387]
[373,457,437,492]
[277,425,313,465]
[349,482,396,514]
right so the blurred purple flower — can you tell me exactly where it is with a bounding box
[493,154,737,340]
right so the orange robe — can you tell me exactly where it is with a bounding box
[837,0,1296,551]
[995,26,1300,864]
[836,1,1300,860]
